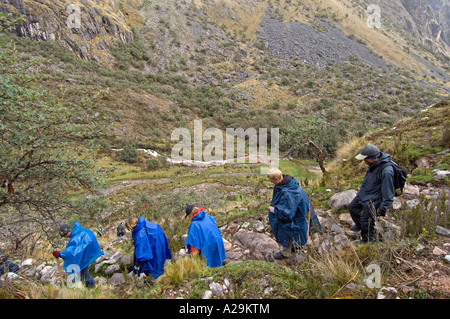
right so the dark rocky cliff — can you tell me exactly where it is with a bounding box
[0,0,137,65]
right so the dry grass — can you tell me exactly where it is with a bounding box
[193,0,267,40]
[157,255,206,286]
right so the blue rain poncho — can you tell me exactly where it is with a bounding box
[186,209,226,267]
[269,176,310,247]
[60,222,103,273]
[132,217,172,279]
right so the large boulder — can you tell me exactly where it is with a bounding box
[232,231,279,262]
[328,190,357,211]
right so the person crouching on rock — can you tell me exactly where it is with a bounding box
[125,216,172,280]
[267,168,310,260]
[185,205,226,267]
[53,222,103,288]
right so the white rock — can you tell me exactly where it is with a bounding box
[392,198,402,210]
[406,199,420,209]
[104,252,123,264]
[202,290,213,299]
[223,238,233,251]
[432,246,447,256]
[21,259,34,267]
[254,221,265,232]
[209,282,224,297]
[377,287,398,299]
[178,248,186,257]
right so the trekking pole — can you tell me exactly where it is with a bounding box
[51,241,65,289]
[56,256,65,289]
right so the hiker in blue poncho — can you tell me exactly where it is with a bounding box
[125,216,172,279]
[267,168,312,260]
[53,222,103,288]
[185,205,226,267]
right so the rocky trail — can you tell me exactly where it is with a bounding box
[3,177,449,299]
[2,158,449,299]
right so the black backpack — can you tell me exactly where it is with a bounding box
[377,159,407,196]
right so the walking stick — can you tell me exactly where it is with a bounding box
[55,255,65,288]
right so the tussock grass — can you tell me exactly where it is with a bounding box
[157,256,206,286]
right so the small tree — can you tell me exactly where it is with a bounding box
[146,158,161,170]
[0,14,104,252]
[120,144,138,163]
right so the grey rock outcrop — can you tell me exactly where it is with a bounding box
[232,230,279,262]
[328,190,357,211]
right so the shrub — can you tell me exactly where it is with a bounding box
[120,145,138,163]
[146,158,161,170]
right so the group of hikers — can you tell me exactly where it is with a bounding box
[1,144,399,289]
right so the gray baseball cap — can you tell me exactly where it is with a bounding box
[355,144,381,160]
[59,224,72,237]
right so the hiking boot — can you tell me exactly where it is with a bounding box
[273,251,288,260]
[350,224,361,232]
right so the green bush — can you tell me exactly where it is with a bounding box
[146,158,161,170]
[120,145,138,163]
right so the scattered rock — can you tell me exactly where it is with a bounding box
[415,157,430,169]
[338,213,353,227]
[436,226,450,237]
[109,273,125,286]
[104,251,123,265]
[223,238,233,251]
[328,190,357,211]
[403,183,420,200]
[406,199,420,209]
[120,255,132,266]
[392,197,402,210]
[105,264,121,275]
[377,287,398,299]
[21,259,34,267]
[209,282,224,297]
[432,169,450,181]
[202,290,213,299]
[233,231,279,262]
[254,221,265,232]
[432,246,447,256]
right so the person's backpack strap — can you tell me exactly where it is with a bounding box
[377,161,392,180]
[377,159,407,196]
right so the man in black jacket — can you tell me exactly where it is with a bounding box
[349,144,395,243]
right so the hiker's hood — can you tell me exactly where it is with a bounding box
[132,216,147,236]
[191,209,206,221]
[69,222,82,237]
[367,152,391,170]
[274,175,298,190]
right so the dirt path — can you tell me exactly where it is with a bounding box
[292,160,323,175]
[103,159,322,197]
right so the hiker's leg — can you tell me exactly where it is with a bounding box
[348,196,363,229]
[80,266,96,288]
[361,203,376,242]
[273,240,292,259]
[281,239,293,257]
